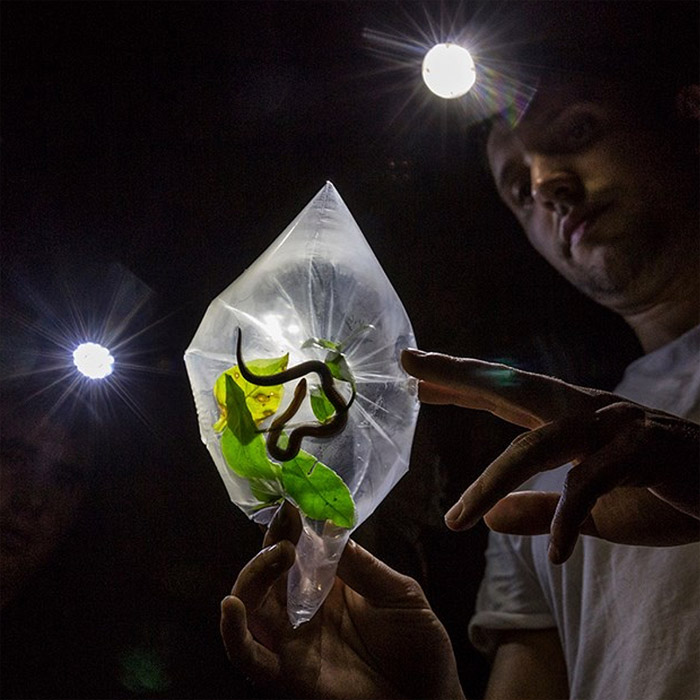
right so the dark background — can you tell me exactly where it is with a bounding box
[1,2,642,698]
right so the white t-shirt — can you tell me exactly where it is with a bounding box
[469,325,700,700]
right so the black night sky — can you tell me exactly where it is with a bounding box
[1,2,644,698]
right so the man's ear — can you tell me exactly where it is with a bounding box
[675,84,700,120]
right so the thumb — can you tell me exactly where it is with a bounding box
[337,540,427,607]
[484,490,700,548]
[483,492,568,536]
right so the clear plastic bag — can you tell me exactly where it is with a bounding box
[184,182,419,626]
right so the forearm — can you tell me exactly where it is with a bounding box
[484,629,569,700]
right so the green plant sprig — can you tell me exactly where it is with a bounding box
[214,350,356,529]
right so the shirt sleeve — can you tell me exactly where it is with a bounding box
[468,529,556,659]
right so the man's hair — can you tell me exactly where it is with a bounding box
[468,1,699,171]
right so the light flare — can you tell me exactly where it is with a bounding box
[422,43,476,99]
[73,342,115,379]
[1,260,174,434]
[361,3,538,130]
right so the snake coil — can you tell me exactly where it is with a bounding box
[235,328,355,462]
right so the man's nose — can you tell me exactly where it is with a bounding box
[531,165,584,217]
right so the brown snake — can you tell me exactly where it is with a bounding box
[236,329,355,462]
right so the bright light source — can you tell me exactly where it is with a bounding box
[73,342,114,379]
[422,43,476,99]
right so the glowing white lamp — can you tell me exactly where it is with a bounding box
[422,43,476,99]
[73,342,114,379]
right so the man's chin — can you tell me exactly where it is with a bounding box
[563,245,638,304]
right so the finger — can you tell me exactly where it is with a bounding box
[485,490,700,553]
[549,426,699,563]
[549,431,640,563]
[445,414,599,530]
[220,595,281,688]
[485,491,603,539]
[546,401,689,562]
[417,381,539,428]
[483,492,566,536]
[402,349,603,428]
[587,488,700,547]
[483,492,557,535]
[336,540,426,608]
[263,500,302,548]
[416,381,484,407]
[231,541,296,609]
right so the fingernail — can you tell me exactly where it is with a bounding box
[265,542,280,555]
[403,348,427,357]
[445,500,464,527]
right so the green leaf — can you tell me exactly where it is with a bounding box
[301,337,340,352]
[213,354,288,425]
[220,425,283,506]
[249,478,284,505]
[224,375,258,445]
[244,354,290,377]
[281,451,355,529]
[325,351,355,389]
[300,335,356,389]
[309,386,335,423]
[220,426,281,481]
[215,345,356,524]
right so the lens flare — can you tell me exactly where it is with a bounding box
[73,342,114,379]
[422,43,476,98]
[2,259,174,435]
[362,3,538,130]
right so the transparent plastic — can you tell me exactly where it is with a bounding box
[184,181,419,626]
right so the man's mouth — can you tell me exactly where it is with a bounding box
[559,204,611,251]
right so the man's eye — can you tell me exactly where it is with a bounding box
[511,179,533,207]
[566,113,596,148]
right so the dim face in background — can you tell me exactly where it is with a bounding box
[0,410,91,608]
[486,74,699,314]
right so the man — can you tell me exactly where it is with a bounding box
[0,388,103,698]
[219,3,699,698]
[0,396,95,609]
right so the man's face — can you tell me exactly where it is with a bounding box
[486,75,698,313]
[0,415,90,606]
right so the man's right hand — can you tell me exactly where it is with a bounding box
[220,503,466,700]
[401,349,700,563]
